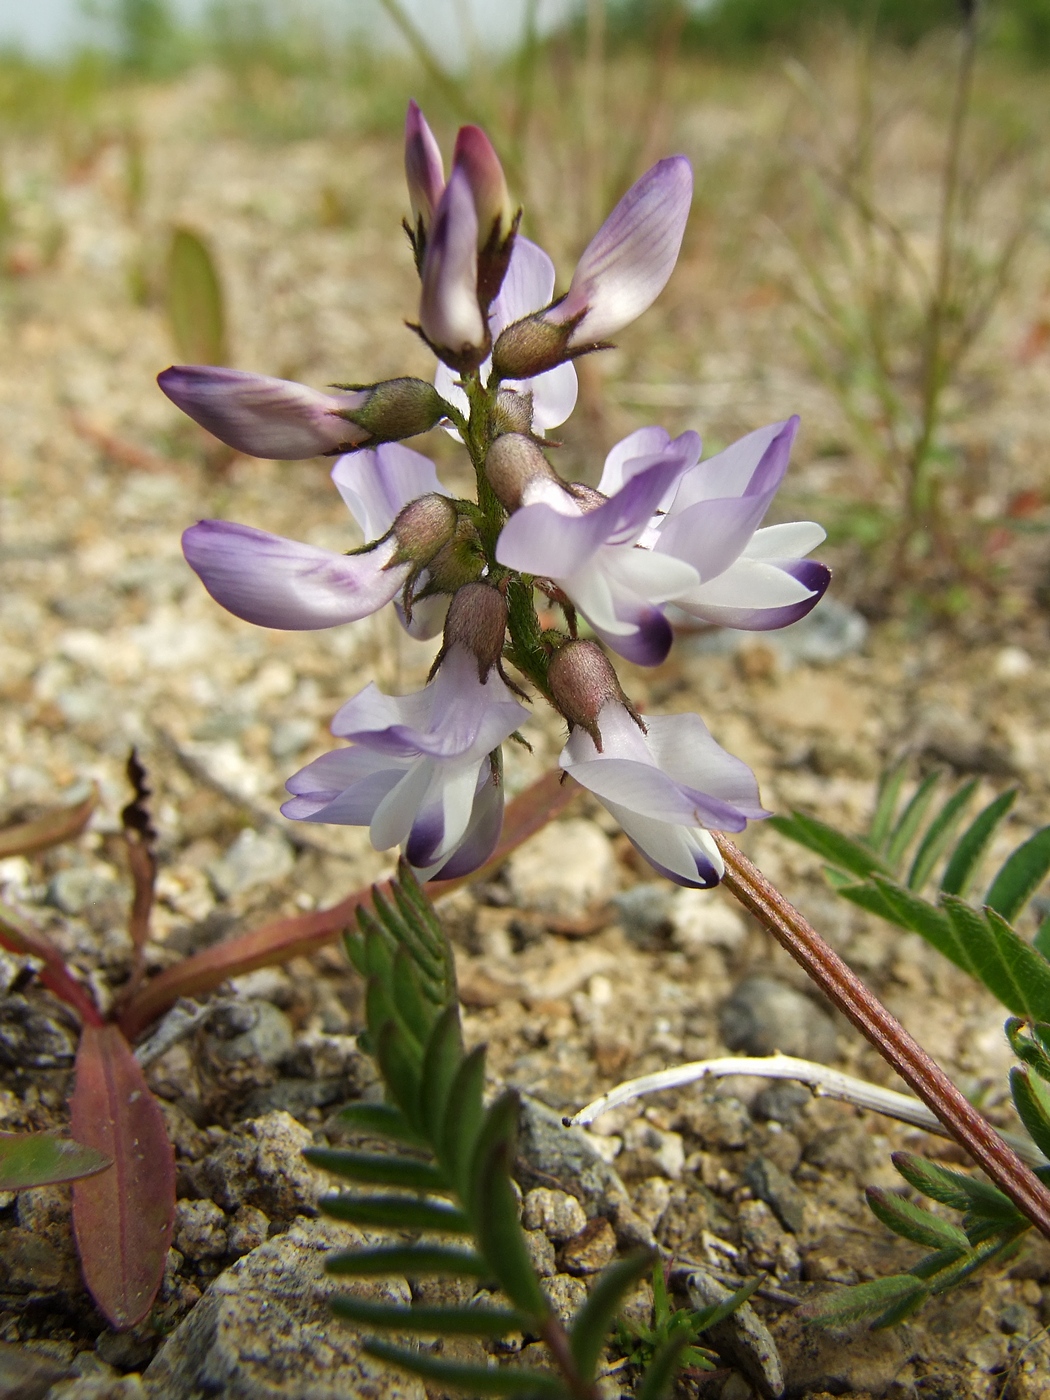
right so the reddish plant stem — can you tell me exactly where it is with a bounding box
[715,834,1050,1241]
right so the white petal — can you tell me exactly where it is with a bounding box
[370,758,434,851]
[742,521,826,560]
[677,558,815,611]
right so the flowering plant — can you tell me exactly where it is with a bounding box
[160,103,829,890]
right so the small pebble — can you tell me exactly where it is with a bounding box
[720,976,837,1062]
[521,1188,587,1243]
[558,1217,617,1276]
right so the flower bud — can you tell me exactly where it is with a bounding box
[442,583,508,681]
[419,167,488,373]
[390,493,459,566]
[490,313,577,382]
[484,433,561,513]
[424,515,486,594]
[405,100,445,239]
[452,124,517,311]
[336,377,447,445]
[492,387,534,437]
[547,640,639,751]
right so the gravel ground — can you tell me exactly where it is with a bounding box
[2,53,1050,1399]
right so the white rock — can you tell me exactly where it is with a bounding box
[209,829,295,899]
[507,819,617,918]
[671,889,746,951]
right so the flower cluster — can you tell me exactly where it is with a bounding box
[160,105,829,888]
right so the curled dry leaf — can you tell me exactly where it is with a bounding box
[70,1023,175,1330]
[0,785,98,860]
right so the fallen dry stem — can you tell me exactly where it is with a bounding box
[715,834,1050,1241]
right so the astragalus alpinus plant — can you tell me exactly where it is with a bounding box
[157,105,1050,1391]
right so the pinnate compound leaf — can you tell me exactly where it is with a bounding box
[320,1193,471,1233]
[766,814,887,880]
[865,878,960,964]
[70,1023,175,1329]
[869,1287,930,1330]
[0,1132,110,1190]
[325,1244,489,1277]
[907,779,978,891]
[302,1148,447,1193]
[362,1340,566,1394]
[569,1250,656,1379]
[807,1274,928,1329]
[940,790,1017,897]
[1009,1068,1050,1162]
[470,1091,549,1319]
[864,1187,969,1252]
[166,226,227,366]
[885,771,943,873]
[332,1297,526,1334]
[985,826,1050,923]
[0,786,98,860]
[890,1152,982,1211]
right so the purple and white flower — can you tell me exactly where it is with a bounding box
[282,645,528,879]
[419,166,488,367]
[495,431,703,665]
[158,366,372,460]
[182,442,452,636]
[645,417,830,630]
[404,99,445,236]
[436,235,579,435]
[560,701,768,888]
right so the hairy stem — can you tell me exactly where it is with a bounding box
[714,834,1050,1240]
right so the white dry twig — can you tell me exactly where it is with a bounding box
[567,1053,1047,1169]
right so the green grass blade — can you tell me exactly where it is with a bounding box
[865,1187,969,1251]
[985,827,1050,923]
[325,1244,489,1277]
[633,1333,692,1400]
[320,1193,471,1232]
[885,770,943,874]
[569,1250,655,1379]
[303,1149,447,1193]
[870,760,909,851]
[331,1297,526,1334]
[362,1339,565,1394]
[907,779,978,890]
[941,790,1017,898]
[1009,1067,1050,1161]
[766,813,887,880]
[470,1091,549,1319]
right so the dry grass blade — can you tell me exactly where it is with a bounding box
[0,785,97,860]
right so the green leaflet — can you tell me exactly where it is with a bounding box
[869,759,909,852]
[325,1244,490,1277]
[420,1005,464,1146]
[302,1148,449,1193]
[363,1340,566,1394]
[940,790,1017,897]
[320,1193,471,1232]
[332,1297,527,1335]
[890,1152,982,1211]
[864,1187,969,1252]
[885,770,943,871]
[440,1045,487,1197]
[1008,1068,1050,1162]
[907,779,977,890]
[982,907,1050,1023]
[166,227,227,366]
[0,1131,111,1191]
[337,1102,427,1149]
[808,1274,928,1328]
[985,826,1050,923]
[766,813,888,880]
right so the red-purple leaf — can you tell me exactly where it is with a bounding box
[0,902,104,1027]
[70,1024,175,1329]
[118,768,579,1040]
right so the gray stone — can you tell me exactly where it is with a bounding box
[0,995,76,1069]
[507,820,617,918]
[142,1217,425,1400]
[685,1268,784,1400]
[210,1001,294,1068]
[737,1199,801,1281]
[0,1339,72,1400]
[269,719,316,760]
[208,829,295,900]
[173,1199,228,1261]
[46,866,121,920]
[539,1273,588,1326]
[227,1205,269,1258]
[44,1379,147,1400]
[191,1111,323,1222]
[522,1229,556,1278]
[521,1188,587,1243]
[719,977,837,1062]
[612,883,673,944]
[515,1096,654,1248]
[752,1083,810,1127]
[742,1156,805,1234]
